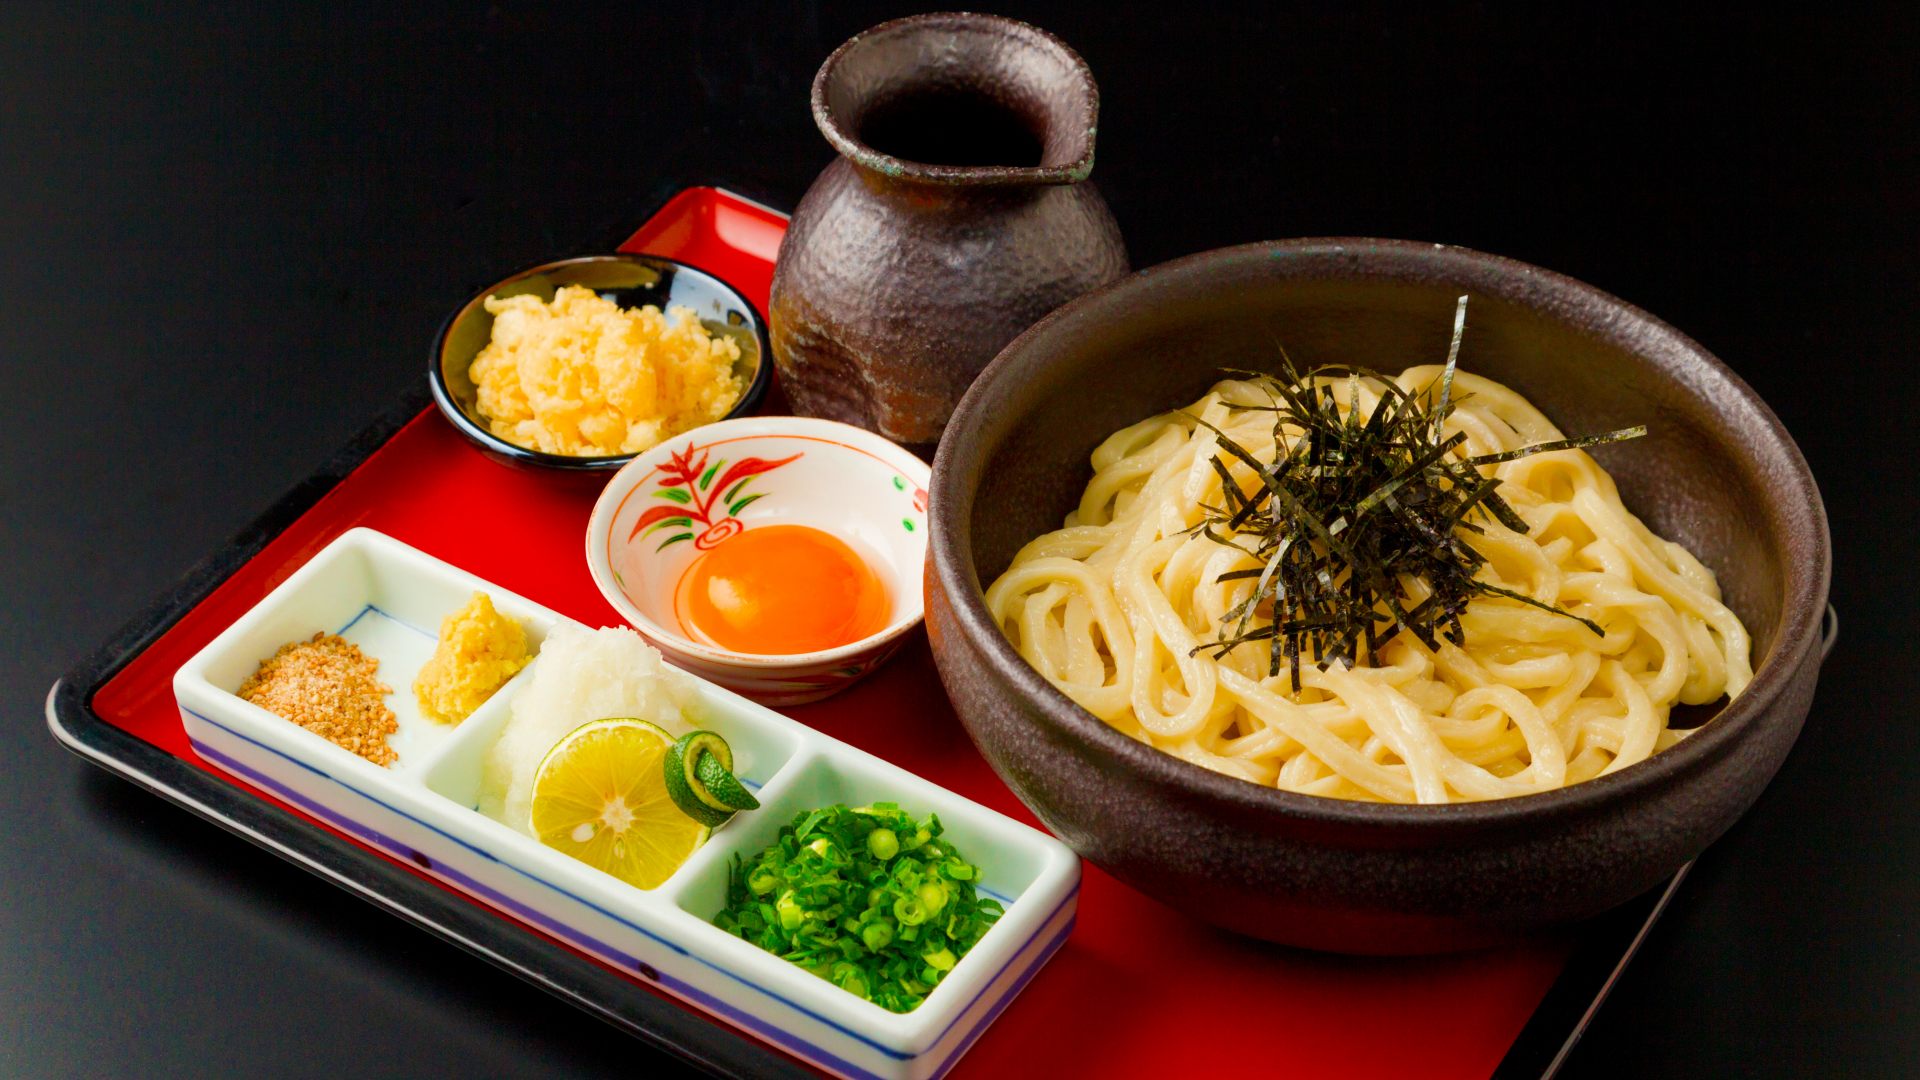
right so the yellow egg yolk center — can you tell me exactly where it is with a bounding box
[674,524,888,655]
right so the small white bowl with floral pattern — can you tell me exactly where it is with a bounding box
[587,416,930,705]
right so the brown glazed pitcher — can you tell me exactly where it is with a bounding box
[769,13,1128,450]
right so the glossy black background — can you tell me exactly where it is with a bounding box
[4,3,1914,1077]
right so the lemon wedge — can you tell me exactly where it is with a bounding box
[529,718,707,889]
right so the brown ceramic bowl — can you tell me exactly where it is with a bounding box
[927,239,1832,955]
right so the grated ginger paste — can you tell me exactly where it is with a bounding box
[414,592,531,725]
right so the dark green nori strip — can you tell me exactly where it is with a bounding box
[1186,297,1641,687]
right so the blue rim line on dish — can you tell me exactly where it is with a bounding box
[183,705,1079,1075]
[336,602,435,640]
[429,253,774,472]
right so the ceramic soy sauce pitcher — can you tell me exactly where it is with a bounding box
[769,13,1128,450]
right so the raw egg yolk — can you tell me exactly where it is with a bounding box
[674,525,889,655]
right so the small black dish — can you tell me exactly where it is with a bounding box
[430,254,772,472]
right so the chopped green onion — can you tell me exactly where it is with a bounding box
[746,864,780,895]
[712,803,1002,1013]
[776,892,804,931]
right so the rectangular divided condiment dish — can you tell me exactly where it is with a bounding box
[171,527,1081,1080]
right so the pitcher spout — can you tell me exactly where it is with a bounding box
[811,12,1099,189]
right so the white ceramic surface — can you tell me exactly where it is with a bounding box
[587,416,931,705]
[173,528,1078,1080]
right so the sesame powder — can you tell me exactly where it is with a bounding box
[237,632,399,767]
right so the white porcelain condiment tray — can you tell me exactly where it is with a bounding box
[172,528,1080,1080]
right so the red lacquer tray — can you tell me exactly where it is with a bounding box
[48,186,1681,1080]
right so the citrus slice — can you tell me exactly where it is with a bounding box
[530,718,707,889]
[694,751,760,811]
[665,731,759,827]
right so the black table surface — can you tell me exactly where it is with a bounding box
[5,3,1914,1077]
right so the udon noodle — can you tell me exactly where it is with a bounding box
[985,367,1753,803]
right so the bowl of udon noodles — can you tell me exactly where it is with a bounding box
[926,239,1832,954]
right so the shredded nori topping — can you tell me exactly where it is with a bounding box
[1189,297,1646,690]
